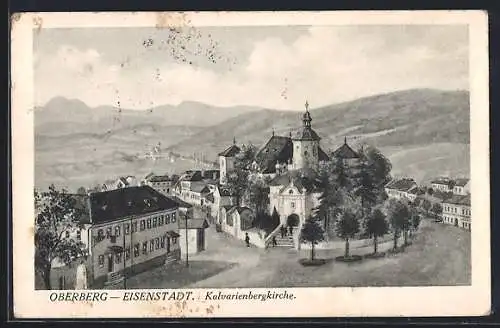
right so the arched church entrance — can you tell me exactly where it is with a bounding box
[287,214,300,227]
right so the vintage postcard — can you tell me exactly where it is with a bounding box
[11,10,490,318]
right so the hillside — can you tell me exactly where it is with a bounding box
[35,89,470,191]
[168,88,469,157]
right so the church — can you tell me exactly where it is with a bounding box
[217,101,360,248]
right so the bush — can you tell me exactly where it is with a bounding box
[335,255,363,263]
[299,258,327,266]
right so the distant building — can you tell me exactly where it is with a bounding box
[430,177,454,193]
[100,176,138,191]
[147,174,174,195]
[442,194,471,230]
[453,178,470,195]
[385,178,418,201]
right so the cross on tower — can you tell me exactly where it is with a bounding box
[305,100,309,111]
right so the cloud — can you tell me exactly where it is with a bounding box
[35,25,468,110]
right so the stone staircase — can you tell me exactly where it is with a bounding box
[104,271,124,289]
[273,233,295,248]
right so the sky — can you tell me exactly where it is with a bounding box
[34,25,469,111]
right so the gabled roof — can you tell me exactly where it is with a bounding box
[332,142,360,159]
[218,144,241,157]
[254,135,294,174]
[454,178,470,187]
[182,171,203,182]
[385,178,417,192]
[89,186,179,225]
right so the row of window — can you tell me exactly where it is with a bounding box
[64,230,82,240]
[444,206,470,216]
[96,212,177,241]
[97,236,178,267]
[443,216,471,230]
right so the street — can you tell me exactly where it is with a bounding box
[126,218,470,288]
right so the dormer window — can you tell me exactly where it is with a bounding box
[101,204,108,211]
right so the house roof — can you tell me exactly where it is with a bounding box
[178,218,209,229]
[291,127,321,141]
[430,177,453,185]
[182,171,203,182]
[443,194,471,206]
[164,195,193,208]
[201,170,220,179]
[318,147,330,162]
[385,178,417,192]
[254,135,294,174]
[149,175,172,183]
[190,182,208,193]
[332,141,360,159]
[454,178,470,187]
[218,144,241,157]
[89,186,178,225]
[408,187,426,195]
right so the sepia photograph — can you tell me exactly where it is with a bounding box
[11,11,490,318]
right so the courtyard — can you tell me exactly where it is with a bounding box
[125,218,470,289]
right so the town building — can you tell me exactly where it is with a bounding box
[70,186,182,288]
[442,194,471,230]
[218,139,241,185]
[178,217,209,255]
[216,101,362,249]
[430,177,454,193]
[385,178,418,201]
[100,176,138,191]
[453,178,471,195]
[145,174,174,195]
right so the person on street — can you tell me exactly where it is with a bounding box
[245,232,250,247]
[288,224,293,236]
[280,226,285,238]
[75,258,88,290]
[272,236,277,247]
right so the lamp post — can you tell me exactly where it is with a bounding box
[185,212,189,267]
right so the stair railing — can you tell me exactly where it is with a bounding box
[264,223,284,249]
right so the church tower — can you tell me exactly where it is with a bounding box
[292,101,321,170]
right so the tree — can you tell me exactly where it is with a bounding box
[354,145,392,228]
[300,217,325,261]
[388,199,410,250]
[35,184,87,289]
[335,209,360,258]
[76,186,87,195]
[270,207,281,230]
[226,143,257,206]
[315,157,355,239]
[421,199,432,216]
[247,176,269,214]
[431,203,443,219]
[364,208,389,254]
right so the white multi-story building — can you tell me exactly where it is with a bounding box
[442,194,471,230]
